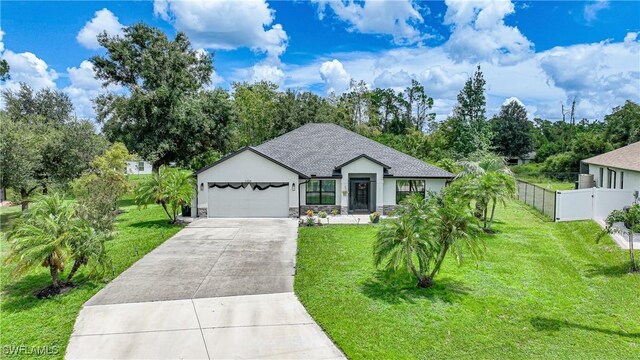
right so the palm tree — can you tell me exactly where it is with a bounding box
[4,194,74,289]
[456,155,516,231]
[65,221,112,284]
[597,203,640,272]
[373,192,483,288]
[135,166,195,223]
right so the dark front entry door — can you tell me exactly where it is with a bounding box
[350,179,370,213]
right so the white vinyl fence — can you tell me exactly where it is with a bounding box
[555,188,637,222]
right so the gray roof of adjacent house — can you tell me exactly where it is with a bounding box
[249,123,453,178]
[582,141,640,172]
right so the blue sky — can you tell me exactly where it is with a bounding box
[1,0,639,121]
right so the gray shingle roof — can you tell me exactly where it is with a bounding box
[253,123,453,178]
[582,141,640,172]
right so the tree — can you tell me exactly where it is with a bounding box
[604,101,640,148]
[597,203,640,273]
[135,166,195,223]
[4,194,74,289]
[0,84,106,205]
[403,79,435,132]
[0,112,52,210]
[92,23,223,171]
[491,100,534,158]
[448,66,491,158]
[455,155,517,231]
[231,81,279,148]
[65,222,111,284]
[73,143,132,232]
[0,59,9,81]
[373,191,483,288]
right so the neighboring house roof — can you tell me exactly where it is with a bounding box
[251,123,453,178]
[582,141,640,172]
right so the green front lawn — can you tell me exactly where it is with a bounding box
[295,201,640,359]
[0,199,182,359]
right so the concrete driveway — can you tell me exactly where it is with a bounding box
[66,218,344,359]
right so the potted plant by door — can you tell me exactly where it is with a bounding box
[370,211,381,223]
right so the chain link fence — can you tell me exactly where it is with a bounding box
[516,180,556,220]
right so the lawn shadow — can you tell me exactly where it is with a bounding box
[128,219,174,229]
[360,271,470,305]
[116,198,136,208]
[583,262,639,278]
[530,316,640,339]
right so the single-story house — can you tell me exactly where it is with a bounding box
[506,151,535,166]
[194,123,453,218]
[126,160,153,175]
[582,141,640,190]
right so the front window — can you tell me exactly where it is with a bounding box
[138,161,145,171]
[396,180,425,204]
[306,180,336,205]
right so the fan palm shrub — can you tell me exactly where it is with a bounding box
[135,166,195,223]
[373,191,483,288]
[65,221,112,284]
[4,194,75,289]
[597,203,640,272]
[456,155,517,231]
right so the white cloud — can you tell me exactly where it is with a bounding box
[314,0,426,45]
[319,59,351,94]
[374,69,412,89]
[624,31,639,43]
[63,60,122,119]
[0,50,58,90]
[584,0,609,22]
[76,8,124,50]
[154,0,288,60]
[0,29,5,52]
[251,64,285,87]
[443,0,533,65]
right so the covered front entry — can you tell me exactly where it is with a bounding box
[208,183,289,218]
[349,178,373,213]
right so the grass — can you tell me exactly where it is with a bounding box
[0,196,183,359]
[519,177,575,191]
[295,201,640,359]
[0,205,22,232]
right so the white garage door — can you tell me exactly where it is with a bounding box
[208,185,289,218]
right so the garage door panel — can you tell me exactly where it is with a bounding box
[208,186,289,218]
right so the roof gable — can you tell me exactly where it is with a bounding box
[195,147,309,177]
[335,154,391,170]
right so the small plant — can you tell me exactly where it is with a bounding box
[306,209,314,217]
[306,216,316,226]
[370,211,381,223]
[318,211,328,218]
[331,209,339,216]
[597,203,640,272]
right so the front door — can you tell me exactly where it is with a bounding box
[350,179,370,213]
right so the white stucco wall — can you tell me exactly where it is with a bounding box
[382,178,448,205]
[196,150,299,210]
[299,179,341,206]
[340,157,384,210]
[588,164,640,191]
[126,160,152,175]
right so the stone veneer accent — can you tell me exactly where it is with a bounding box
[300,205,341,215]
[376,206,384,215]
[382,205,397,215]
[197,207,208,218]
[289,207,299,218]
[340,206,349,215]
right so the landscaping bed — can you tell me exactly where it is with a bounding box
[295,200,640,359]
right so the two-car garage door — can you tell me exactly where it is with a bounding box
[208,185,289,218]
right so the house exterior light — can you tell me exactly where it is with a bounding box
[292,183,296,191]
